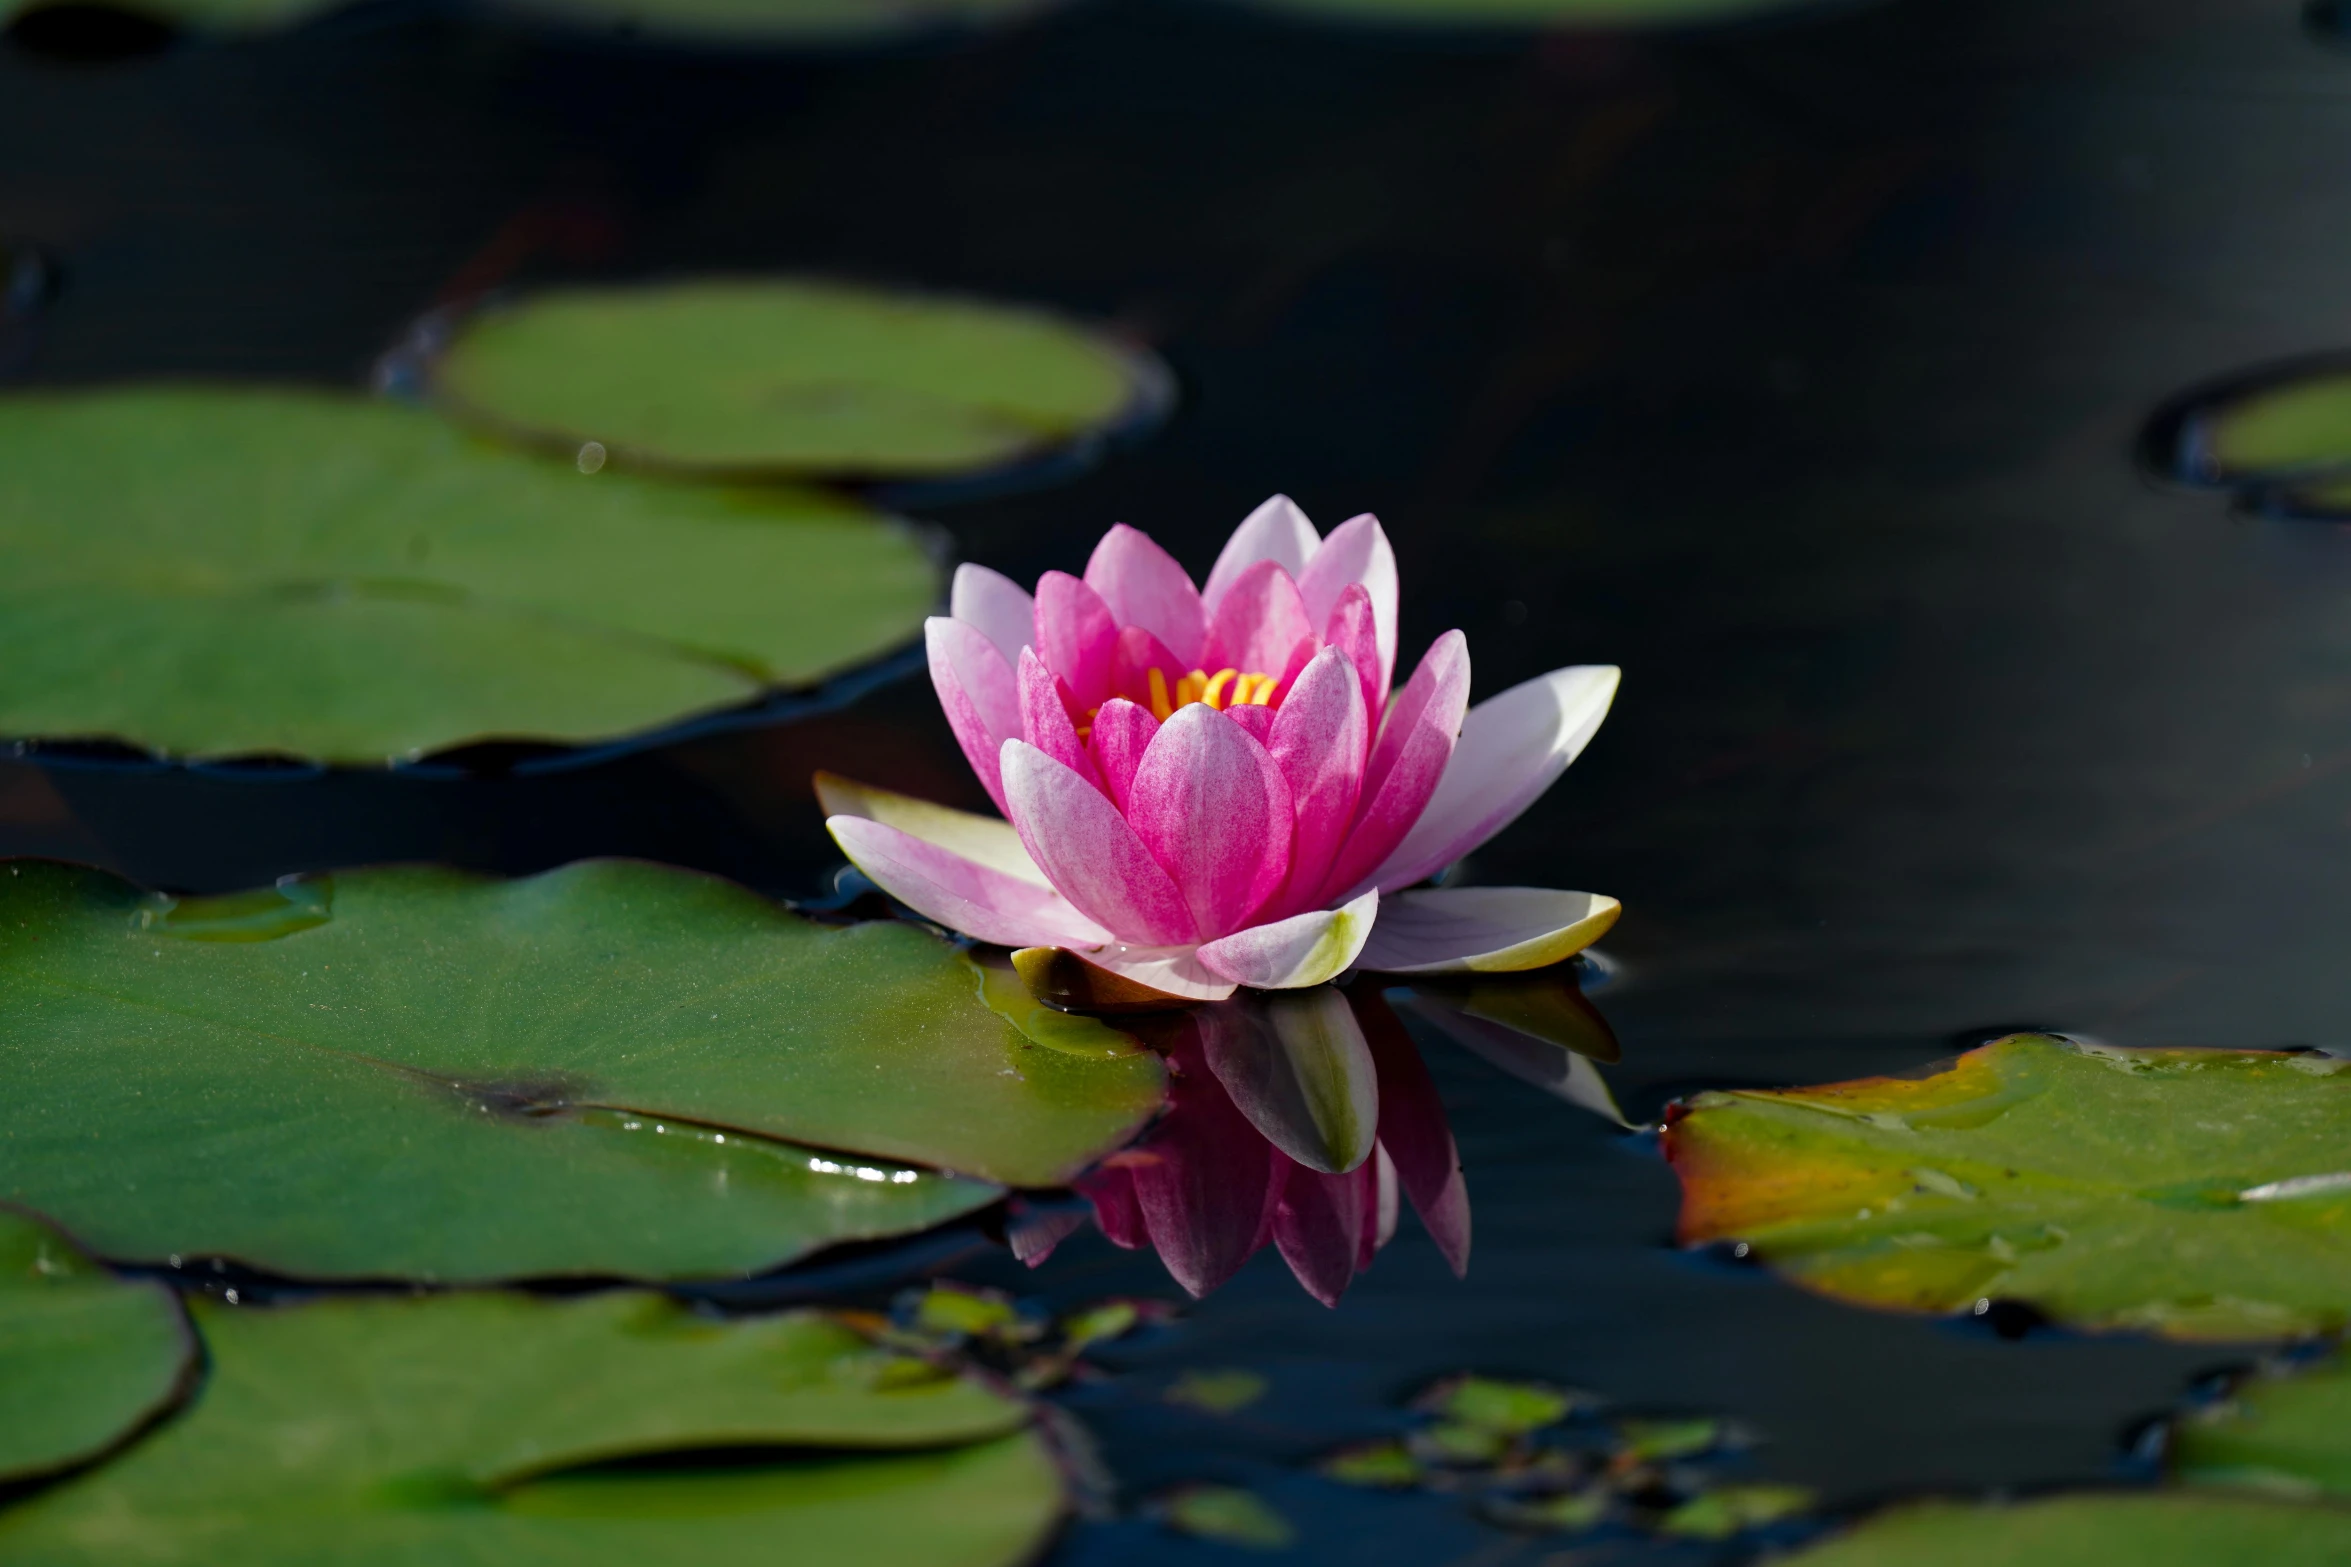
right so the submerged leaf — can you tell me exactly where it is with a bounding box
[1317,1442,1424,1488]
[1666,1034,2351,1339]
[1164,1369,1269,1416]
[0,387,938,762]
[1424,1375,1580,1437]
[0,1210,191,1483]
[1658,1484,1816,1539]
[1157,1485,1297,1550]
[0,1290,1062,1566]
[0,860,1163,1282]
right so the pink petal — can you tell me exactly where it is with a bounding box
[1033,570,1118,711]
[1356,887,1620,973]
[1321,630,1472,905]
[1295,513,1398,697]
[1201,559,1317,680]
[1195,891,1378,990]
[1017,647,1103,791]
[1272,1155,1368,1307]
[1078,943,1237,1002]
[1371,666,1621,893]
[815,771,1047,888]
[1323,585,1386,745]
[1077,1164,1147,1250]
[1204,493,1321,612]
[1001,740,1198,946]
[827,815,1112,949]
[950,562,1035,672]
[1089,698,1159,813]
[1130,1015,1286,1297]
[1084,523,1207,668]
[1355,988,1469,1276]
[1269,635,1320,705]
[1127,705,1293,940]
[927,616,1022,816]
[1225,703,1275,744]
[1108,623,1190,712]
[1265,646,1368,912]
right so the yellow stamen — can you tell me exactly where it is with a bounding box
[1200,668,1240,709]
[1176,670,1209,708]
[1147,668,1174,722]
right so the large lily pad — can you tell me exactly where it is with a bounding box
[1778,1494,2351,1566]
[1664,1034,2351,1339]
[429,280,1153,479]
[0,859,1163,1282]
[0,386,938,762]
[2174,1356,2351,1497]
[0,1209,191,1482]
[0,1289,1062,1566]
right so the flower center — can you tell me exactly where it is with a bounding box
[1145,667,1280,721]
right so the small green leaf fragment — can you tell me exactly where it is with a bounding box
[1658,1484,1817,1539]
[1158,1485,1296,1550]
[1317,1441,1424,1488]
[1426,1375,1579,1436]
[1165,1369,1270,1416]
[1484,1488,1612,1532]
[1614,1418,1723,1463]
[912,1285,1025,1341]
[1059,1300,1141,1353]
[1411,1421,1509,1465]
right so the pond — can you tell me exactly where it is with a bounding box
[5,0,2351,1561]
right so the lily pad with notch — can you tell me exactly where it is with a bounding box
[0,1288,1063,1566]
[0,858,1163,1282]
[1665,1033,2351,1340]
[0,1208,192,1483]
[422,279,1166,483]
[0,385,939,764]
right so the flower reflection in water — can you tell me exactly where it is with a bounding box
[1023,974,1618,1306]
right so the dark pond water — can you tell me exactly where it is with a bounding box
[8,0,2351,1556]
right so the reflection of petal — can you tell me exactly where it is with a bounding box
[1370,1143,1400,1258]
[1078,943,1236,1003]
[1272,1154,1369,1308]
[814,771,1049,889]
[1356,887,1620,974]
[1076,1161,1148,1250]
[1199,989,1379,1175]
[1195,891,1377,990]
[1370,665,1620,894]
[1128,1016,1286,1297]
[1353,988,1470,1276]
[1394,987,1629,1128]
[827,816,1110,949]
[1436,971,1621,1063]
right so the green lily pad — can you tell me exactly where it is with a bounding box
[0,858,1164,1282]
[492,0,1055,45]
[0,385,938,763]
[1777,1493,2351,1567]
[2175,1357,2351,1498]
[0,1209,191,1482]
[0,1289,1063,1566]
[2181,368,2351,485]
[428,280,1153,479]
[1156,1485,1296,1550]
[1233,0,1826,29]
[1664,1034,2351,1340]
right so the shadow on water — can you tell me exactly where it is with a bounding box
[7,0,2351,1554]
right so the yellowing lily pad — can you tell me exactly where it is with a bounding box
[1777,1493,2351,1567]
[428,279,1156,479]
[0,1209,191,1483]
[0,386,938,763]
[0,858,1164,1282]
[1664,1034,2351,1340]
[0,1289,1063,1567]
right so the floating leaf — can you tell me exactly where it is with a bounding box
[429,280,1154,480]
[2169,364,2351,487]
[0,1210,190,1482]
[1318,1441,1424,1488]
[1484,1489,1611,1532]
[1424,1375,1577,1437]
[911,1285,1028,1343]
[0,386,937,762]
[0,859,1164,1282]
[1615,1417,1724,1463]
[1164,1369,1269,1416]
[1778,1493,2351,1566]
[2174,1357,2351,1498]
[0,1290,1062,1566]
[1658,1484,1815,1539]
[1156,1485,1296,1550]
[1665,1034,2351,1339]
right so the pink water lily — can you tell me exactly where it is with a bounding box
[824,496,1622,1002]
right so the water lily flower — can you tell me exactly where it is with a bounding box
[824,496,1621,1002]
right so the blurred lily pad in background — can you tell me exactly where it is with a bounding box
[2174,1353,2351,1499]
[0,858,1164,1281]
[0,1210,190,1483]
[1779,1493,2351,1567]
[0,1289,1062,1566]
[1665,1034,2351,1340]
[427,279,1159,479]
[2144,355,2351,521]
[0,386,937,763]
